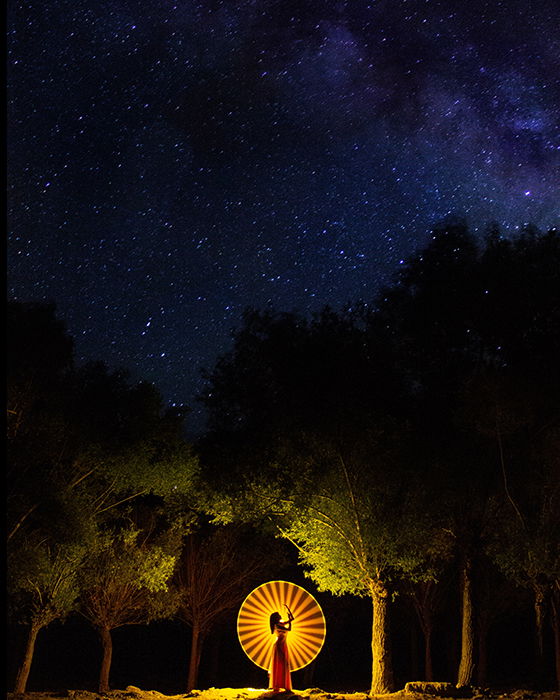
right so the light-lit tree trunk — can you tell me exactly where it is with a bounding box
[457,558,475,687]
[187,621,203,691]
[370,580,394,694]
[14,622,41,693]
[98,625,113,692]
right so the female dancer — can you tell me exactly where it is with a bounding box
[269,604,294,692]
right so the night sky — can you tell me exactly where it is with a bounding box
[7,0,560,433]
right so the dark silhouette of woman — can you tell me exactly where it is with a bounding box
[269,604,294,692]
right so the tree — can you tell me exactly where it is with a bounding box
[7,301,76,543]
[199,306,400,475]
[173,525,282,691]
[205,427,438,694]
[489,432,560,689]
[405,555,454,681]
[7,300,74,443]
[80,523,180,692]
[8,538,87,693]
[278,434,438,694]
[474,559,523,686]
[200,303,444,693]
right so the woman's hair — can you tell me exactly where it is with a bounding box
[269,611,281,634]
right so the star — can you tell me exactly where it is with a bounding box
[7,0,560,434]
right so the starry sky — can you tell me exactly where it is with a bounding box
[7,0,560,433]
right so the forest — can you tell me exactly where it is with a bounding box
[7,221,560,697]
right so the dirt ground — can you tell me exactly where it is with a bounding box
[6,684,560,700]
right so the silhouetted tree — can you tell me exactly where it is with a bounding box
[489,422,560,689]
[173,525,282,691]
[405,556,454,681]
[7,300,74,443]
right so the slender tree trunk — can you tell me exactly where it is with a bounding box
[411,580,439,681]
[98,625,113,693]
[533,583,547,687]
[14,622,41,693]
[457,558,475,687]
[370,581,394,694]
[424,625,434,681]
[187,621,203,691]
[302,659,316,688]
[477,624,488,687]
[551,585,560,691]
[409,623,419,680]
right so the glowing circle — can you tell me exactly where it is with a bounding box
[237,580,326,672]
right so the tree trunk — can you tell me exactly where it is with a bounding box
[457,558,475,687]
[302,659,316,688]
[370,581,394,694]
[411,580,439,681]
[409,623,419,680]
[98,626,113,693]
[476,603,491,687]
[533,583,547,686]
[187,621,203,691]
[14,622,41,693]
[477,625,488,687]
[551,585,560,691]
[424,625,434,681]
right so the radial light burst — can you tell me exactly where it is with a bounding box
[237,580,326,671]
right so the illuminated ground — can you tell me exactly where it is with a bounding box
[6,685,559,700]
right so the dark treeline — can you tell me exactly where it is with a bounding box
[7,221,560,695]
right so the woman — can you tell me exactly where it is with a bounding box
[269,603,294,692]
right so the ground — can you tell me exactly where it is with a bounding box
[6,685,559,700]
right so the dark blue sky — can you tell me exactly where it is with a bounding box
[7,0,560,432]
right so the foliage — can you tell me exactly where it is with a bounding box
[7,537,87,628]
[199,305,401,487]
[174,525,279,631]
[279,434,439,598]
[7,301,201,550]
[80,523,180,629]
[489,435,560,590]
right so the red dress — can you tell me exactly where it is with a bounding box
[269,625,292,691]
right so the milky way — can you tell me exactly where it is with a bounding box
[7,0,560,432]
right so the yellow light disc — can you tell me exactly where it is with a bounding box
[237,580,326,672]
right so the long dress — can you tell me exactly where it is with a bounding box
[269,624,292,691]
